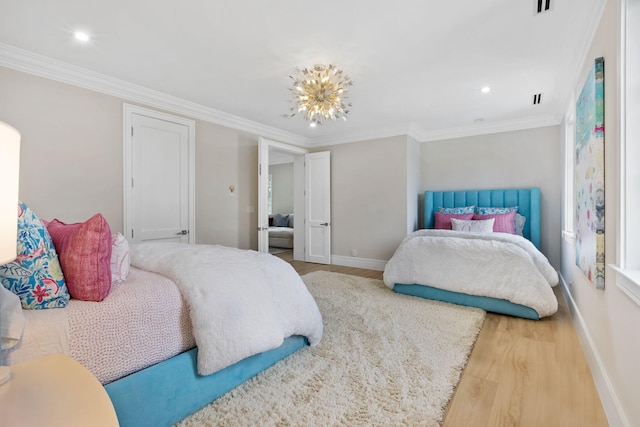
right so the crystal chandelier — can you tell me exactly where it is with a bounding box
[288,64,353,127]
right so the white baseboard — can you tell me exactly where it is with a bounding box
[558,273,630,427]
[331,255,387,272]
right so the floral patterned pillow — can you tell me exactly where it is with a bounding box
[476,206,519,215]
[438,206,476,214]
[0,202,69,309]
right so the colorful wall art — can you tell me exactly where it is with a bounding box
[575,57,605,289]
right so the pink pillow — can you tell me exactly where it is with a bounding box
[473,210,517,234]
[434,212,474,230]
[47,214,112,301]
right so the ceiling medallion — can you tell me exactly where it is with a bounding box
[288,64,353,127]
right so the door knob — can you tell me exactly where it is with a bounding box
[176,230,189,235]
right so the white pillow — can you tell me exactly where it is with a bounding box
[111,233,131,282]
[451,218,495,233]
[1,285,25,350]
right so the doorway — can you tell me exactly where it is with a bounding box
[258,137,331,264]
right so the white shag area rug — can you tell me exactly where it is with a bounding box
[176,271,485,427]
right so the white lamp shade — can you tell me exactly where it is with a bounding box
[0,121,21,265]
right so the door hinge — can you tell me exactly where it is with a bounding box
[131,229,134,239]
[259,164,262,175]
[131,127,134,137]
[131,177,134,187]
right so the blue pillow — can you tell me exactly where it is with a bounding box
[439,206,476,214]
[275,214,290,227]
[477,206,519,215]
[0,202,70,309]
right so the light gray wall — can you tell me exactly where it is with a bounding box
[406,136,421,234]
[317,136,408,261]
[0,66,259,250]
[421,125,562,269]
[269,163,294,215]
[560,1,640,425]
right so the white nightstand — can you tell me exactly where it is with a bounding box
[0,354,119,427]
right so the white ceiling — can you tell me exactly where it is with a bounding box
[0,0,606,146]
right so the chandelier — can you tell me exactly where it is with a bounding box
[288,64,353,127]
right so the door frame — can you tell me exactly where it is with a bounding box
[258,137,308,260]
[123,103,196,243]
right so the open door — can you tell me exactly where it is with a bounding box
[305,151,331,264]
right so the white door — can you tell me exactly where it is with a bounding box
[257,137,270,252]
[124,105,195,244]
[305,151,331,264]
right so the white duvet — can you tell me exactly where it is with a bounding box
[383,230,559,318]
[131,242,323,375]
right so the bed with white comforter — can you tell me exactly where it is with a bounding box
[384,229,559,319]
[385,187,559,320]
[5,243,323,383]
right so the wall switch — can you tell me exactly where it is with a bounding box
[351,249,357,257]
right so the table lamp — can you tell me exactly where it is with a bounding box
[0,121,21,385]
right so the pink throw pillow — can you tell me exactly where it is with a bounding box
[47,214,112,301]
[473,210,517,234]
[434,212,474,230]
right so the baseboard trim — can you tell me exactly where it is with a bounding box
[331,255,387,272]
[558,273,630,427]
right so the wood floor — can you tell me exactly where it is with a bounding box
[278,252,609,427]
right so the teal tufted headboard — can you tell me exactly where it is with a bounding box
[424,187,541,250]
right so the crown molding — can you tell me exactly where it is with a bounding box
[419,114,561,143]
[308,123,416,147]
[0,42,564,148]
[0,42,310,147]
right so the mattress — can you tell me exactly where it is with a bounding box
[3,267,195,384]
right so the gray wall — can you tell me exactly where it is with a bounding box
[316,136,408,261]
[0,66,259,250]
[406,136,421,234]
[421,125,562,269]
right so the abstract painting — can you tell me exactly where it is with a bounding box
[575,57,605,289]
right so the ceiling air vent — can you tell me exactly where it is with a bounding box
[535,0,551,14]
[533,93,543,105]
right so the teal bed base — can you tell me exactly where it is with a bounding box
[105,335,307,427]
[394,187,544,319]
[393,284,540,320]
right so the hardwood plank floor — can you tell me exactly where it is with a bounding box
[278,253,609,427]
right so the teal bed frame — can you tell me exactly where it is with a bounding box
[104,335,307,427]
[393,187,543,320]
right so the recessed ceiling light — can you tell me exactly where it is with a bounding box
[481,86,491,94]
[73,31,90,43]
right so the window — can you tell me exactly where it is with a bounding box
[614,0,640,305]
